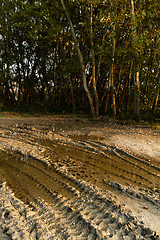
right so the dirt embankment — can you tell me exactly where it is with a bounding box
[0,115,160,239]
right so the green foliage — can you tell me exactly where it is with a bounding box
[0,0,159,120]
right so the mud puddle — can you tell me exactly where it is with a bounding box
[0,118,160,239]
[0,130,160,205]
[40,136,160,192]
[0,150,78,206]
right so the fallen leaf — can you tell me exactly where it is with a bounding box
[143,206,149,210]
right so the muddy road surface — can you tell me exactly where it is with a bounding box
[0,115,160,239]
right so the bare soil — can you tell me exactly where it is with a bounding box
[0,115,160,239]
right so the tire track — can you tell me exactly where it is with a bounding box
[0,124,160,239]
[42,138,160,191]
[6,125,160,189]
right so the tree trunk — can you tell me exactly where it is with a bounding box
[111,25,116,116]
[69,74,76,112]
[60,0,96,116]
[129,0,140,121]
[104,71,111,113]
[126,61,133,112]
[152,77,160,114]
[133,63,140,121]
[90,1,99,116]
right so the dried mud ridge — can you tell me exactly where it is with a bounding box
[0,121,160,239]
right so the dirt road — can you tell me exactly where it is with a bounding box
[0,115,160,239]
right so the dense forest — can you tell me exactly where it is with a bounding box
[0,0,160,120]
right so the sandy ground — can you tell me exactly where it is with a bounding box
[0,115,159,239]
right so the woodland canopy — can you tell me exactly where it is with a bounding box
[0,0,160,120]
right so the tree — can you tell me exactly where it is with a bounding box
[90,0,99,116]
[128,0,140,121]
[0,0,159,118]
[60,0,99,116]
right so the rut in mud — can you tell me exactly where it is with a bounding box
[0,118,160,239]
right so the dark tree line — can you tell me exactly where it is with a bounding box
[0,0,160,120]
